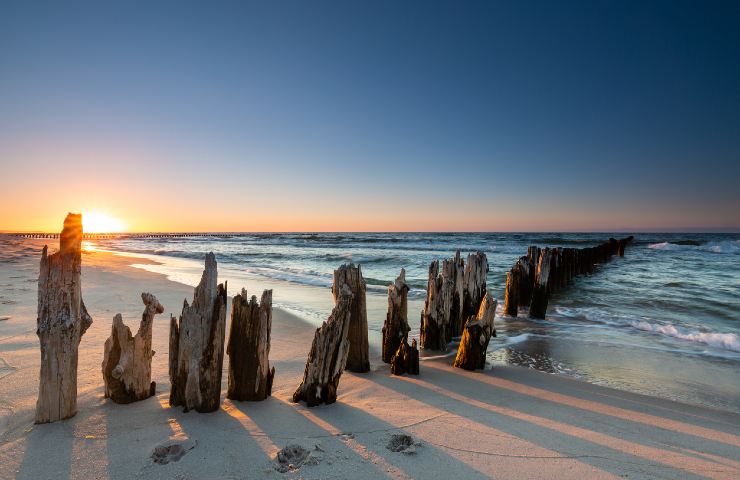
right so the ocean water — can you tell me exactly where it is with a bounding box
[3,232,739,412]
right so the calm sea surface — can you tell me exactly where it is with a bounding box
[3,232,739,412]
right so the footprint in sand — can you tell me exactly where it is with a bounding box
[386,434,421,454]
[151,440,196,465]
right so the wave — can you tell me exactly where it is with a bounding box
[631,320,740,353]
[648,240,739,254]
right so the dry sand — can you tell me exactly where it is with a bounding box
[0,246,738,479]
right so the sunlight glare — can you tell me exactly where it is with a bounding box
[82,212,125,233]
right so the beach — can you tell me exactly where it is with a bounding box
[0,239,738,479]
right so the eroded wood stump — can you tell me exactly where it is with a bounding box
[462,251,488,323]
[102,293,164,404]
[36,213,92,423]
[169,253,227,413]
[454,293,497,371]
[420,251,465,351]
[292,285,353,407]
[390,337,419,376]
[227,289,274,401]
[382,269,410,363]
[333,264,369,373]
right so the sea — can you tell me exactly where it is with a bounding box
[2,232,739,412]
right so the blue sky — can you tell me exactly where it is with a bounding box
[1,0,738,231]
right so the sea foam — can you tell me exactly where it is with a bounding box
[632,320,740,353]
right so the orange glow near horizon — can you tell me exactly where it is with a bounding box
[82,211,126,233]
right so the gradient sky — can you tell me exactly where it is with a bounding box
[1,0,739,232]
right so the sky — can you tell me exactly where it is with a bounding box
[1,0,739,232]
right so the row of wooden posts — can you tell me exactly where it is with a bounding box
[34,213,627,423]
[503,236,634,319]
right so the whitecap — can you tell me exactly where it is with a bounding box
[631,320,740,352]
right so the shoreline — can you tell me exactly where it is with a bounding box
[1,243,739,478]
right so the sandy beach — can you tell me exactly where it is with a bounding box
[1,245,739,479]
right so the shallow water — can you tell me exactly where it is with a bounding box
[1,232,738,412]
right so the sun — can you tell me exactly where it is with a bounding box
[82,211,125,233]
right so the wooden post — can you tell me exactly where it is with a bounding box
[102,293,163,404]
[292,285,353,407]
[442,251,465,338]
[382,269,410,364]
[35,213,92,423]
[169,253,227,413]
[529,248,553,319]
[227,289,274,401]
[503,269,518,316]
[454,293,497,371]
[390,337,419,376]
[333,264,369,373]
[462,251,488,325]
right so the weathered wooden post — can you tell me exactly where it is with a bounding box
[333,264,369,373]
[462,251,488,324]
[382,269,410,363]
[36,213,92,423]
[169,253,227,413]
[529,249,553,319]
[504,268,519,316]
[292,285,353,407]
[102,293,163,404]
[454,293,497,371]
[390,337,419,376]
[227,289,274,401]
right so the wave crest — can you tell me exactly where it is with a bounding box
[632,320,740,353]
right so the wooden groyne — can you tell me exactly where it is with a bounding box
[504,236,634,319]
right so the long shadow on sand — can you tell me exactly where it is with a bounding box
[362,362,739,479]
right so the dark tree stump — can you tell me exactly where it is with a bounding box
[333,264,369,373]
[454,293,497,371]
[169,253,227,413]
[420,252,465,351]
[102,293,164,404]
[382,269,410,363]
[390,337,419,376]
[292,285,353,407]
[227,289,274,401]
[36,213,92,423]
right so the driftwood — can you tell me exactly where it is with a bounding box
[382,269,410,363]
[390,337,419,376]
[35,213,92,423]
[102,293,164,404]
[227,289,274,401]
[454,293,497,370]
[292,285,353,407]
[462,251,488,325]
[169,253,227,412]
[333,264,369,372]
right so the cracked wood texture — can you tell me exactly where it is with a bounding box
[227,289,274,401]
[102,293,164,404]
[381,269,410,363]
[454,292,497,371]
[420,251,463,351]
[333,264,369,372]
[169,253,227,412]
[462,251,488,329]
[36,213,92,423]
[292,285,353,407]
